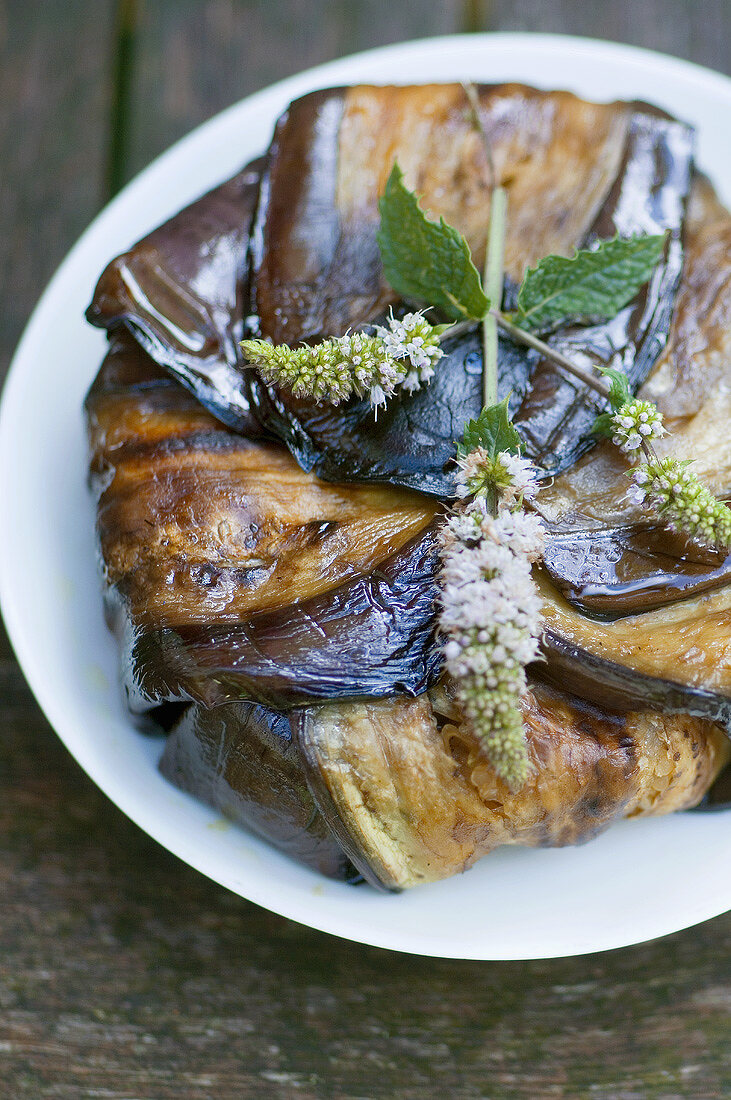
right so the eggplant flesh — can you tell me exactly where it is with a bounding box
[252,84,641,343]
[246,83,693,491]
[112,521,442,714]
[539,176,731,602]
[295,684,729,890]
[159,701,361,880]
[87,336,731,730]
[536,569,731,730]
[81,88,731,885]
[83,84,731,621]
[87,334,440,714]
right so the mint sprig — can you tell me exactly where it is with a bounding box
[377,164,490,322]
[592,367,634,437]
[515,234,666,333]
[458,397,523,460]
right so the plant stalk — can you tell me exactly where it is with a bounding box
[482,188,507,406]
[441,314,612,400]
[491,311,611,398]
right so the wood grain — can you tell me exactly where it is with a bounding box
[1,653,730,1099]
[482,0,731,76]
[121,0,464,183]
[0,2,730,1096]
[0,1,115,665]
[0,2,116,376]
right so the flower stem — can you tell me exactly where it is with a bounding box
[483,188,507,406]
[491,311,611,399]
[461,80,506,409]
[439,315,612,400]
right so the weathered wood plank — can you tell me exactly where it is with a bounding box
[121,0,464,183]
[0,2,117,378]
[483,0,731,76]
[0,655,729,1098]
[0,2,115,661]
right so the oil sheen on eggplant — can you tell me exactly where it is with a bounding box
[87,325,731,730]
[87,159,264,436]
[86,83,694,496]
[82,86,731,887]
[538,176,731,614]
[86,333,440,715]
[246,83,694,492]
[83,84,731,617]
[159,701,362,881]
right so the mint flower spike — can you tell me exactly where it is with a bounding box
[439,502,545,791]
[600,390,731,551]
[611,398,666,454]
[374,310,445,394]
[240,310,446,409]
[438,445,544,791]
[632,457,731,551]
[457,447,539,507]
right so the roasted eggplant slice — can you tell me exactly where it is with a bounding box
[86,84,693,496]
[246,83,693,491]
[87,335,731,725]
[536,569,731,728]
[542,523,731,617]
[113,521,442,713]
[84,84,730,889]
[87,335,440,714]
[538,175,731,613]
[295,685,729,889]
[244,328,534,496]
[87,160,264,436]
[159,701,361,880]
[251,84,634,343]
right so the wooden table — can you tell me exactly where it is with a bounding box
[1,4,730,1096]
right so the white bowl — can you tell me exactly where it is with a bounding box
[1,34,729,959]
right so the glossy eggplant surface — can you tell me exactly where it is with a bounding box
[539,177,731,613]
[83,84,731,889]
[87,84,694,495]
[159,701,361,880]
[87,160,264,436]
[87,334,440,714]
[246,83,693,490]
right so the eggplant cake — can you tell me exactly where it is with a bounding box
[85,84,731,890]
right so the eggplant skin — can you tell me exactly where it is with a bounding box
[542,523,731,618]
[536,569,731,721]
[295,686,730,890]
[247,83,693,490]
[536,173,731,614]
[87,337,731,726]
[86,334,440,714]
[86,84,692,497]
[115,521,443,714]
[246,327,535,497]
[252,84,639,343]
[159,701,362,881]
[86,160,265,436]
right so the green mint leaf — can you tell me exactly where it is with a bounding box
[591,411,616,438]
[599,366,633,411]
[377,163,490,322]
[515,233,666,333]
[458,397,523,459]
